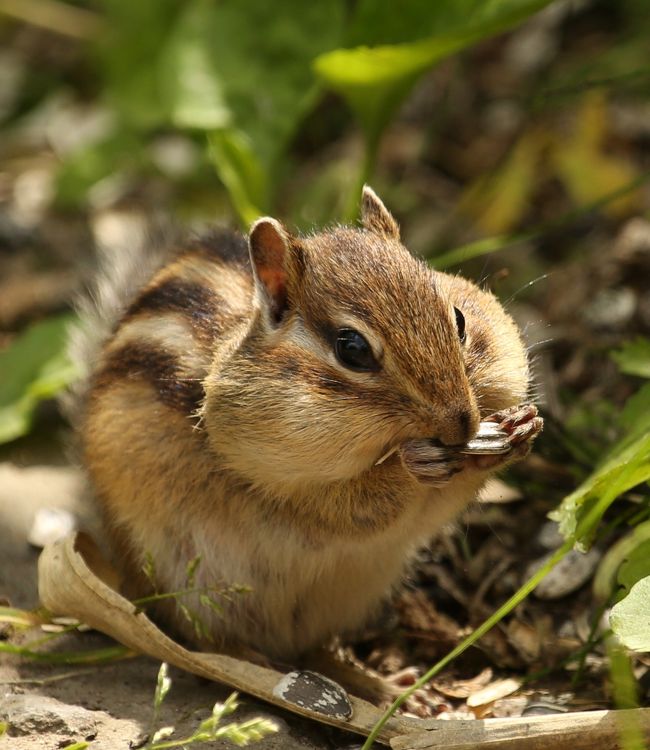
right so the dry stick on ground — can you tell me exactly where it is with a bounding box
[391,708,650,750]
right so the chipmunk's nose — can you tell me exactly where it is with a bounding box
[438,406,480,447]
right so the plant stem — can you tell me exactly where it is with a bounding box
[133,585,234,607]
[0,642,131,664]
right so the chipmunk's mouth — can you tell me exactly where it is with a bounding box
[374,421,510,466]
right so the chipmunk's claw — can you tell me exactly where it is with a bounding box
[487,403,539,431]
[472,404,543,470]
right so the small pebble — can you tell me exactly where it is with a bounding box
[536,520,563,550]
[527,547,601,600]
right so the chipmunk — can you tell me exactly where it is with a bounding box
[74,187,542,689]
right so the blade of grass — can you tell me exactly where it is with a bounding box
[0,606,45,629]
[0,641,132,664]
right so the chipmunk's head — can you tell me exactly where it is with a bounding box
[203,187,529,493]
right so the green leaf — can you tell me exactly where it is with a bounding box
[0,315,80,444]
[611,576,650,652]
[612,338,650,379]
[314,0,553,145]
[594,521,650,603]
[550,429,650,547]
[553,91,641,219]
[160,0,345,221]
[618,540,650,594]
[550,380,650,549]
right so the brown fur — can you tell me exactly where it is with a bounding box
[79,188,534,665]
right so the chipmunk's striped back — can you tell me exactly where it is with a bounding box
[82,230,254,425]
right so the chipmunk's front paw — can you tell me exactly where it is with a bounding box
[470,404,543,471]
[399,440,465,486]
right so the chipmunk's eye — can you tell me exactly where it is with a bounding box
[335,329,379,372]
[454,307,466,343]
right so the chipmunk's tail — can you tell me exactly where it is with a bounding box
[60,215,179,429]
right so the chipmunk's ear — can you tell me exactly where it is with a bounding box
[249,217,304,324]
[361,185,400,240]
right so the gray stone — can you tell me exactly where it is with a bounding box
[0,693,97,739]
[526,547,601,600]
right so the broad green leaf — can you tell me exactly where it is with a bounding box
[594,521,650,603]
[610,576,650,652]
[618,540,650,595]
[161,0,345,220]
[314,0,553,144]
[0,315,80,444]
[159,2,232,133]
[550,428,650,547]
[551,373,650,547]
[612,338,650,379]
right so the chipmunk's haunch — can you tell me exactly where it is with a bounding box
[79,188,542,666]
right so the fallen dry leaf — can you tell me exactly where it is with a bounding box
[466,678,522,708]
[37,532,419,744]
